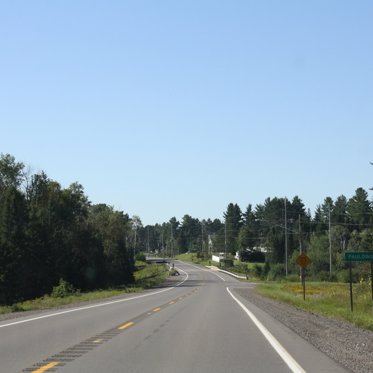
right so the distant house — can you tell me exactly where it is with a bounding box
[212,252,225,263]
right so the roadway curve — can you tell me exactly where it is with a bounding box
[0,261,348,373]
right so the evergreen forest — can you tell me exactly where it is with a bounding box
[1,153,372,305]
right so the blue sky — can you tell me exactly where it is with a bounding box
[1,1,372,225]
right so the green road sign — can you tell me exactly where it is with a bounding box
[344,251,373,262]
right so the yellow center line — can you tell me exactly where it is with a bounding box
[118,321,135,330]
[32,362,59,373]
[147,312,152,315]
[169,301,175,305]
[93,339,103,343]
[153,307,161,312]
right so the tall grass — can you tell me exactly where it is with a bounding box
[256,280,373,331]
[175,253,211,266]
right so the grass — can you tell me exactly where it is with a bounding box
[256,280,373,331]
[233,260,265,271]
[0,262,169,315]
[232,260,265,276]
[134,262,169,288]
[175,252,212,266]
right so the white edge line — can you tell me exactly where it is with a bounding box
[179,261,226,282]
[226,287,306,373]
[0,269,189,329]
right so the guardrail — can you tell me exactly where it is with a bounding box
[207,265,247,280]
[217,268,247,279]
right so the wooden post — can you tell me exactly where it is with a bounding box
[371,261,373,303]
[349,261,353,312]
[302,268,306,301]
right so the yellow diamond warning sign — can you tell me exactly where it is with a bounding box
[296,253,311,268]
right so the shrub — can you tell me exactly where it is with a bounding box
[196,252,211,260]
[51,279,77,298]
[220,259,234,268]
[267,263,285,281]
[253,264,263,278]
[135,252,146,262]
[312,270,337,282]
[233,263,248,274]
[285,274,300,282]
[337,269,360,283]
[240,250,265,263]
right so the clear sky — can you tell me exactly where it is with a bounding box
[1,1,372,225]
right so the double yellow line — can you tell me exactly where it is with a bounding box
[118,321,135,330]
[32,362,59,373]
[31,292,193,373]
[117,305,164,331]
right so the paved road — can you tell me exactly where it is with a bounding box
[0,261,348,373]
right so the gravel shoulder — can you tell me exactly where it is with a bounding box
[235,287,373,373]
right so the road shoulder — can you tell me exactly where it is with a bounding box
[234,287,373,373]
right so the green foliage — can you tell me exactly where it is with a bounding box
[310,271,337,282]
[175,252,211,266]
[0,263,169,315]
[336,269,360,283]
[284,274,300,282]
[134,264,168,288]
[230,262,248,274]
[0,154,135,306]
[0,153,25,190]
[267,263,286,280]
[220,259,234,268]
[306,235,330,276]
[196,251,210,260]
[135,252,146,262]
[347,188,372,228]
[224,203,243,254]
[51,279,77,298]
[240,249,265,262]
[257,282,373,331]
[0,186,29,303]
[169,268,179,276]
[1,153,373,306]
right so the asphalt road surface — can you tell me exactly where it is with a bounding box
[0,261,349,373]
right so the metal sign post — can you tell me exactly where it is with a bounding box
[349,261,353,312]
[344,251,373,312]
[296,253,311,301]
[371,262,373,303]
[302,268,306,301]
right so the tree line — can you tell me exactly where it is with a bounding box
[135,188,373,281]
[1,153,372,304]
[0,154,134,305]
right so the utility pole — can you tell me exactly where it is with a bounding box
[133,227,137,261]
[329,204,332,276]
[299,214,303,284]
[299,214,302,253]
[171,224,173,258]
[147,226,150,253]
[224,219,227,258]
[201,221,204,253]
[284,197,288,276]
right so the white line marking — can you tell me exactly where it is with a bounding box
[226,287,306,373]
[0,271,189,329]
[180,261,226,282]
